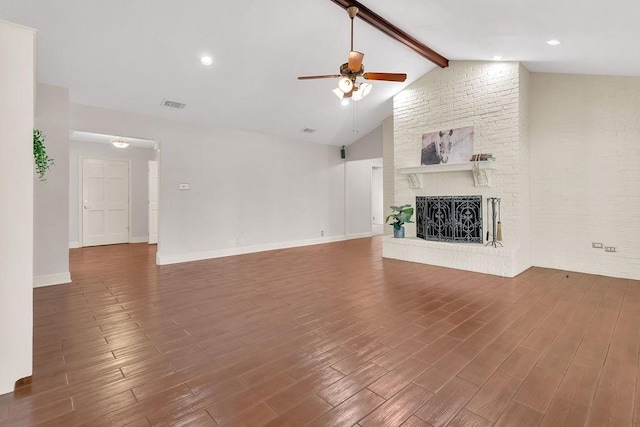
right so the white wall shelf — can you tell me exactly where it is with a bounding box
[398,161,497,188]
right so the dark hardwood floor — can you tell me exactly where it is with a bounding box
[1,237,638,426]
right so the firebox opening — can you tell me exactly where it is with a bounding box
[416,196,483,243]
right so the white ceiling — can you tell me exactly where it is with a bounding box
[2,0,639,146]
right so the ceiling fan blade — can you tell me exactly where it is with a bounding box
[348,51,364,72]
[298,75,341,80]
[363,72,407,82]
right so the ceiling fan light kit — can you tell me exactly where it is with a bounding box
[298,4,408,102]
[352,82,372,101]
[338,77,354,93]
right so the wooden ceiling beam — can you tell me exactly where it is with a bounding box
[329,0,449,68]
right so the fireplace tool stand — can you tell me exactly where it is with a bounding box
[486,197,503,247]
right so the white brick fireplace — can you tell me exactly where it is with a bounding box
[383,61,532,277]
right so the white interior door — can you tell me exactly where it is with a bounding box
[148,160,158,244]
[371,166,384,235]
[82,158,130,247]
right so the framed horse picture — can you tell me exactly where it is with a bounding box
[421,126,474,165]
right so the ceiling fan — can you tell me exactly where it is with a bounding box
[297,6,407,102]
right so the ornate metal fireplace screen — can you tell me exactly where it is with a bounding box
[416,196,483,243]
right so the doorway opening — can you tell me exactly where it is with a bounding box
[70,131,159,251]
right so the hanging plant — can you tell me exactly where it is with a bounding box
[33,128,54,181]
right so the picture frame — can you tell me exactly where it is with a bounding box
[421,126,474,165]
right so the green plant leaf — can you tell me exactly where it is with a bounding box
[386,204,414,227]
[33,128,54,181]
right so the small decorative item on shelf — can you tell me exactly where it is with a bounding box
[33,128,54,181]
[386,204,414,238]
[470,153,495,161]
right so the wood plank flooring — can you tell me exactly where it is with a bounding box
[1,237,639,426]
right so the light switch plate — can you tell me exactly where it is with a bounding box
[179,183,190,190]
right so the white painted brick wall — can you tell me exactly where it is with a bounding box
[382,116,395,236]
[382,237,513,276]
[531,73,640,280]
[386,61,531,277]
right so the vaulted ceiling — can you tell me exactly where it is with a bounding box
[1,0,638,146]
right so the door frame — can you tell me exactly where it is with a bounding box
[147,160,159,245]
[78,156,132,247]
[153,141,161,263]
[370,165,384,235]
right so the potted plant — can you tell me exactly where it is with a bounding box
[386,204,414,238]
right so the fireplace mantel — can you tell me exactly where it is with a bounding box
[398,160,497,188]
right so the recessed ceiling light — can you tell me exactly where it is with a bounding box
[341,99,350,106]
[546,39,562,46]
[493,56,503,61]
[200,55,213,65]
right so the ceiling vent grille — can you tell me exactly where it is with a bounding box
[301,128,317,134]
[162,99,186,109]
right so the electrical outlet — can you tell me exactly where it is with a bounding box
[321,230,324,237]
[605,246,617,253]
[592,242,603,249]
[178,183,190,190]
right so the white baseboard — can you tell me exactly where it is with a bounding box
[371,223,384,235]
[71,238,148,247]
[130,236,149,244]
[33,272,71,288]
[157,235,347,265]
[346,232,373,240]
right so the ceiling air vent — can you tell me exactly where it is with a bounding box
[161,99,186,109]
[301,128,317,134]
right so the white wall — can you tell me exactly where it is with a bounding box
[34,84,70,287]
[531,73,640,280]
[68,141,156,246]
[344,121,385,238]
[346,125,383,161]
[70,104,346,264]
[346,158,383,238]
[386,61,531,277]
[0,21,35,395]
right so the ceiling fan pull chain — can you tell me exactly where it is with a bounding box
[352,101,355,132]
[352,99,359,133]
